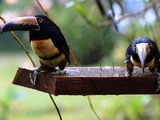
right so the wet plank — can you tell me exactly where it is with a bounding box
[12,67,159,95]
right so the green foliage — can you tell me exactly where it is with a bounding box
[50,0,118,65]
[0,88,17,120]
[73,0,98,27]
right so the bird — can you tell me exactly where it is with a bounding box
[124,36,160,77]
[1,14,70,84]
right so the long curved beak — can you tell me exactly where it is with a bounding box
[1,16,40,33]
[136,43,150,73]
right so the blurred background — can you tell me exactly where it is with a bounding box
[1,0,160,120]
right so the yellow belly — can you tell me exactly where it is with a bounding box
[39,54,66,68]
[31,39,59,58]
[130,56,155,68]
[31,39,66,68]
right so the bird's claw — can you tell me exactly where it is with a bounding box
[49,69,66,76]
[125,70,132,78]
[30,67,66,85]
[30,67,45,85]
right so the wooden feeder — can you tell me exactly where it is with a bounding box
[13,67,159,95]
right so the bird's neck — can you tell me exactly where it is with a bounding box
[29,31,49,41]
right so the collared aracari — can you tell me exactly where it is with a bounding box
[125,37,159,77]
[1,14,70,84]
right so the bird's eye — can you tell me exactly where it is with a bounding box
[149,43,152,47]
[134,44,136,48]
[38,18,44,23]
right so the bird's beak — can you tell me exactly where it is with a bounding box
[1,16,40,33]
[136,43,150,72]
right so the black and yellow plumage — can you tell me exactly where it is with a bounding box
[125,36,159,77]
[29,15,70,69]
[1,14,70,84]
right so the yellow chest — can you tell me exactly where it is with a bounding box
[130,56,155,68]
[31,39,59,58]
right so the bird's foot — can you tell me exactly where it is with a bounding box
[125,70,132,78]
[49,69,66,76]
[30,67,66,85]
[30,67,47,85]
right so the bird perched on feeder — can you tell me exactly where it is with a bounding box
[125,36,160,77]
[1,14,70,84]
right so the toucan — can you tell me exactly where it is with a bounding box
[125,36,160,77]
[1,14,70,84]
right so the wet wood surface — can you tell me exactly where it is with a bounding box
[12,67,159,95]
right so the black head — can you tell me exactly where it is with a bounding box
[128,36,159,72]
[131,37,157,56]
[33,14,59,32]
[1,14,58,33]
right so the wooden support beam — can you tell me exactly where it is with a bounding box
[12,67,159,95]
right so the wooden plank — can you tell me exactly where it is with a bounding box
[12,67,159,95]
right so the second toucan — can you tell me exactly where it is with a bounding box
[125,36,160,77]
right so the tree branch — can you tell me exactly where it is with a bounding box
[98,0,159,27]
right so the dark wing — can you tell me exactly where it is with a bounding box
[152,42,160,67]
[48,26,70,63]
[124,44,132,64]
